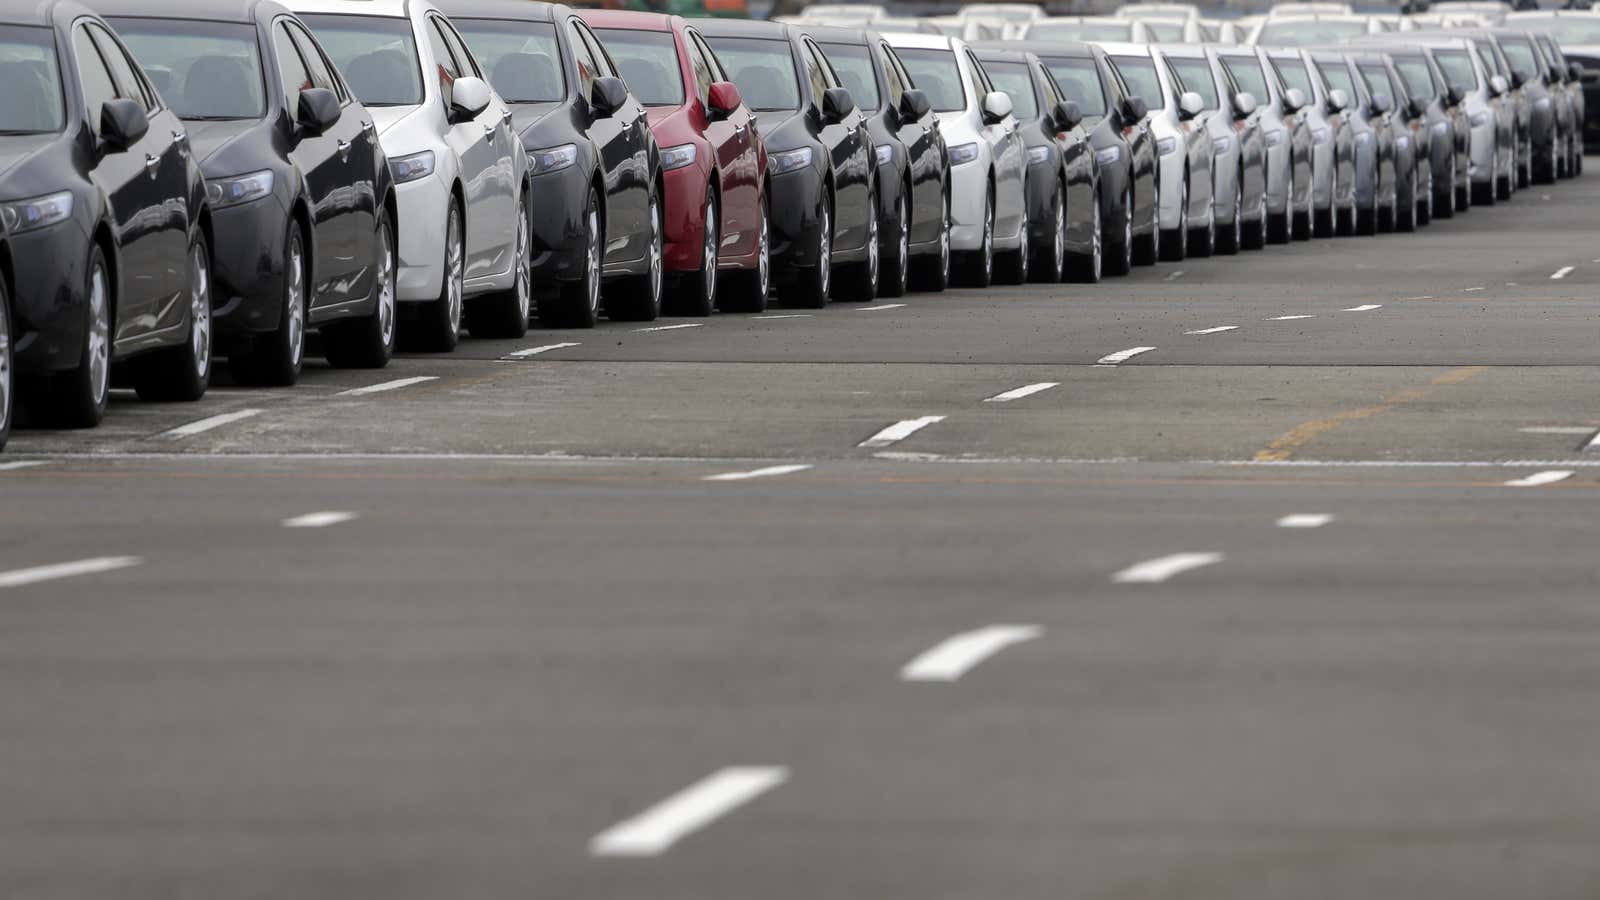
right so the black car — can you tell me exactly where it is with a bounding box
[699,19,876,307]
[990,40,1158,278]
[808,25,948,296]
[0,2,212,430]
[0,218,11,450]
[102,0,397,385]
[972,46,1097,284]
[1362,41,1467,223]
[441,0,661,327]
[1310,49,1396,236]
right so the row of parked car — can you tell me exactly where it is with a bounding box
[0,0,1586,451]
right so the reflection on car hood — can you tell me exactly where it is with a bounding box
[754,109,801,135]
[510,102,562,139]
[0,134,54,187]
[645,105,684,128]
[184,119,258,166]
[369,105,423,136]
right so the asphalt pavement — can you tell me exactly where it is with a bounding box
[2,167,1599,898]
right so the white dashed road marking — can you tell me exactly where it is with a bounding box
[590,766,789,857]
[1277,513,1333,528]
[1268,315,1315,321]
[1184,326,1238,335]
[1587,431,1600,452]
[160,408,264,439]
[506,342,580,358]
[1504,470,1573,487]
[983,382,1059,403]
[1164,270,1185,281]
[859,416,946,448]
[1344,304,1382,312]
[901,625,1043,682]
[751,314,812,319]
[1462,286,1485,292]
[1552,266,1574,280]
[0,556,143,589]
[857,303,906,311]
[703,464,813,482]
[633,323,705,333]
[337,377,438,396]
[282,511,357,528]
[1398,295,1434,301]
[1113,552,1224,583]
[1519,426,1596,435]
[1096,346,1157,365]
[0,460,50,471]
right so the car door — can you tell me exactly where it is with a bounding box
[566,17,646,267]
[78,22,188,348]
[803,36,867,253]
[425,14,502,281]
[688,28,755,256]
[881,41,941,247]
[439,17,517,276]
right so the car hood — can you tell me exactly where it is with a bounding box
[0,133,53,185]
[754,109,802,134]
[646,105,685,127]
[510,101,563,138]
[185,119,259,166]
[369,105,424,136]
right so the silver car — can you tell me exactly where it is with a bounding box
[1265,47,1356,236]
[1217,45,1314,242]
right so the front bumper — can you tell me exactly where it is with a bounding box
[1265,140,1290,215]
[527,163,596,291]
[10,220,91,375]
[1157,150,1186,230]
[393,174,450,304]
[948,156,990,252]
[662,162,710,274]
[1469,119,1495,183]
[209,195,291,346]
[768,163,825,275]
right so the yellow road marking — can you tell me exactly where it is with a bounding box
[1253,366,1489,462]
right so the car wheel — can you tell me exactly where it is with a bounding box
[1133,176,1158,265]
[1242,177,1267,250]
[1218,177,1242,255]
[782,192,832,308]
[912,184,952,292]
[0,279,12,450]
[837,182,881,301]
[671,192,719,316]
[1436,155,1456,220]
[467,188,531,338]
[1396,168,1416,232]
[607,188,664,321]
[1032,181,1066,283]
[719,192,770,313]
[47,245,113,428]
[1067,185,1102,283]
[959,187,995,288]
[997,194,1029,285]
[324,208,397,368]
[133,233,211,402]
[1161,174,1188,262]
[406,200,464,351]
[879,189,910,298]
[233,222,307,386]
[1104,185,1133,276]
[545,188,602,328]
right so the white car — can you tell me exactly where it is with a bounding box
[958,3,1045,39]
[886,33,1027,287]
[1117,3,1201,21]
[295,0,531,351]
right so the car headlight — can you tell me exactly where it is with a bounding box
[389,150,436,184]
[769,146,814,175]
[0,190,73,233]
[1094,145,1122,166]
[1470,110,1491,127]
[204,170,273,209]
[529,144,579,176]
[1312,126,1331,145]
[1431,120,1449,136]
[1263,128,1284,147]
[1156,136,1178,155]
[948,142,980,165]
[874,143,894,166]
[1212,135,1233,154]
[1355,131,1372,146]
[1026,145,1051,165]
[661,143,697,171]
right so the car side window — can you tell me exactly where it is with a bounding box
[286,22,339,97]
[800,40,829,103]
[574,22,615,80]
[1036,60,1062,106]
[877,42,905,108]
[74,26,119,132]
[689,31,726,82]
[89,25,154,111]
[685,32,713,103]
[427,16,462,100]
[438,19,482,80]
[961,52,985,102]
[566,19,599,100]
[273,23,313,107]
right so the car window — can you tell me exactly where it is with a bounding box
[1036,60,1062,107]
[966,50,993,94]
[983,60,1036,119]
[593,28,682,107]
[110,17,267,119]
[453,19,564,104]
[685,30,714,103]
[876,42,905,109]
[1220,54,1270,103]
[574,21,616,79]
[818,41,880,112]
[272,23,313,106]
[1433,48,1479,90]
[73,25,119,132]
[1041,56,1108,118]
[1026,21,1135,41]
[1358,62,1401,101]
[1473,43,1501,78]
[299,14,422,106]
[799,39,829,103]
[893,47,966,112]
[688,31,726,82]
[1497,35,1538,78]
[1394,57,1436,101]
[426,16,461,97]
[285,22,339,96]
[1110,54,1163,108]
[90,25,154,111]
[0,24,65,133]
[565,19,599,100]
[438,20,481,80]
[1167,57,1217,109]
[1255,19,1365,45]
[703,35,800,111]
[1511,16,1600,43]
[1272,56,1313,98]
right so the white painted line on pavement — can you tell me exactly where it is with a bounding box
[901,624,1043,682]
[0,556,142,589]
[983,382,1059,403]
[703,464,813,482]
[1398,295,1434,301]
[1462,286,1485,292]
[1504,470,1573,487]
[160,408,264,439]
[1164,270,1185,281]
[859,416,946,448]
[506,342,580,358]
[1551,266,1575,280]
[1113,552,1223,584]
[1096,346,1156,365]
[633,323,705,333]
[857,303,906,311]
[282,511,357,528]
[1344,304,1382,312]
[337,377,438,396]
[1587,431,1600,452]
[1519,426,1596,435]
[1268,315,1315,321]
[750,314,812,319]
[1277,513,1333,528]
[1184,326,1238,335]
[590,766,789,857]
[0,460,50,471]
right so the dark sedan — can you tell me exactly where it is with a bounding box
[104,0,398,384]
[809,25,949,296]
[1,2,213,430]
[0,219,11,449]
[700,19,876,307]
[444,0,663,327]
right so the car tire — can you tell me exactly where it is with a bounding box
[0,278,12,450]
[1217,177,1242,255]
[1104,186,1133,275]
[1313,203,1333,238]
[911,185,952,293]
[1132,178,1158,266]
[1535,139,1557,184]
[1456,179,1470,212]
[544,188,602,328]
[324,208,397,369]
[233,222,308,387]
[671,192,719,316]
[1241,181,1266,250]
[879,188,909,298]
[996,197,1028,285]
[606,187,664,321]
[1292,185,1312,241]
[406,199,464,352]
[781,191,831,308]
[1356,204,1377,235]
[132,232,211,402]
[836,183,881,301]
[1396,169,1416,232]
[958,186,995,287]
[1436,156,1456,220]
[1066,186,1102,283]
[44,244,112,428]
[1032,181,1066,282]
[719,192,770,313]
[467,188,531,338]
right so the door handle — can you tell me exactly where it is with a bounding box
[501,109,514,125]
[483,124,496,142]
[144,154,160,177]
[337,139,353,161]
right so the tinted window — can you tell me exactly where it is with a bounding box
[688,32,725,82]
[90,26,153,111]
[565,20,598,99]
[1498,36,1538,77]
[1042,56,1107,118]
[74,27,118,133]
[1512,16,1600,43]
[1434,49,1479,89]
[1273,57,1313,97]
[877,42,905,108]
[1318,59,1356,99]
[288,24,342,99]
[301,14,422,106]
[594,29,683,106]
[438,20,480,79]
[1110,55,1162,108]
[272,23,313,108]
[1026,21,1135,41]
[426,18,460,93]
[685,32,714,102]
[1358,62,1401,101]
[894,47,965,112]
[1221,55,1269,103]
[1394,58,1436,100]
[0,24,66,132]
[1168,57,1217,109]
[574,22,615,79]
[704,36,799,111]
[818,42,880,112]
[454,20,563,104]
[1255,20,1365,45]
[983,60,1036,119]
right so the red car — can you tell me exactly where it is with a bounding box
[579,10,770,315]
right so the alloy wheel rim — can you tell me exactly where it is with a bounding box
[515,198,530,322]
[287,236,304,368]
[865,198,879,293]
[703,197,717,306]
[982,196,993,280]
[1090,196,1102,276]
[378,225,395,346]
[1122,190,1132,267]
[819,202,831,297]
[1150,181,1159,258]
[1052,192,1065,273]
[1233,181,1242,245]
[0,300,10,429]
[190,245,211,380]
[939,201,950,281]
[757,203,770,298]
[1016,205,1028,274]
[1178,180,1188,254]
[586,206,601,314]
[88,262,110,406]
[896,195,908,292]
[447,207,463,335]
[648,195,663,306]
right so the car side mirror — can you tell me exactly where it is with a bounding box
[1327,88,1349,112]
[1283,87,1306,113]
[1231,90,1257,119]
[982,90,1013,124]
[1489,74,1508,96]
[1510,68,1528,88]
[1120,94,1148,124]
[1546,68,1560,85]
[297,87,341,135]
[821,86,855,124]
[707,80,742,119]
[900,88,931,120]
[1407,95,1427,118]
[99,98,148,150]
[450,75,492,121]
[590,75,629,117]
[1569,61,1584,81]
[1369,91,1392,115]
[1178,90,1204,120]
[1447,83,1466,106]
[1053,99,1082,130]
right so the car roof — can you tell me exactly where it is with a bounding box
[289,0,415,17]
[1096,40,1150,55]
[975,37,1091,56]
[971,46,1027,62]
[882,30,954,49]
[91,0,283,23]
[580,9,671,31]
[0,0,79,27]
[430,0,559,21]
[692,17,787,39]
[803,23,870,44]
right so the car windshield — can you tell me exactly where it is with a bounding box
[818,41,881,111]
[108,18,266,120]
[0,25,64,134]
[1168,57,1217,109]
[300,14,421,106]
[704,36,799,111]
[1143,21,1183,40]
[591,29,681,106]
[982,61,1036,119]
[1433,49,1480,89]
[1111,55,1163,109]
[1042,56,1107,118]
[1497,36,1538,77]
[1273,57,1314,97]
[1221,55,1270,103]
[1026,21,1134,40]
[1393,58,1437,100]
[1318,58,1357,99]
[893,47,966,112]
[1256,20,1365,45]
[453,20,565,104]
[1512,16,1600,43]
